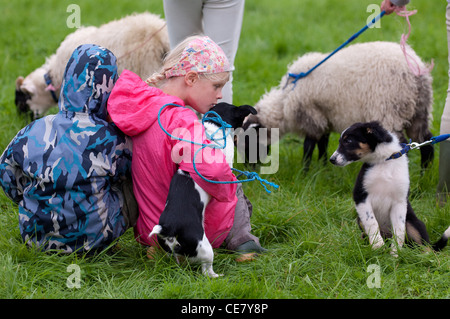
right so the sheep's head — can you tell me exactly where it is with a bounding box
[15,67,57,120]
[237,85,289,167]
[238,114,272,167]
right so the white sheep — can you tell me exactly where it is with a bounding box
[243,41,434,169]
[15,12,169,119]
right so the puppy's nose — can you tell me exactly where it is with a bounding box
[329,153,337,165]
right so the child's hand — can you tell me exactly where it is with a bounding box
[381,0,400,15]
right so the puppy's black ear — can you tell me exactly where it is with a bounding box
[236,105,257,118]
[364,121,392,145]
[232,105,257,128]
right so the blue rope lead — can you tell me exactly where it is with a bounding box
[202,110,232,149]
[286,10,386,88]
[430,134,450,144]
[158,103,279,193]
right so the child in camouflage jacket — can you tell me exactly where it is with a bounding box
[0,44,134,253]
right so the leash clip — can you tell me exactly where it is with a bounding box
[409,134,450,150]
[409,140,432,150]
[386,134,450,161]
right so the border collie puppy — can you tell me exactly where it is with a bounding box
[330,121,450,255]
[149,103,257,277]
[149,169,216,276]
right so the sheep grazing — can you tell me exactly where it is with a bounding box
[243,41,434,169]
[15,12,169,120]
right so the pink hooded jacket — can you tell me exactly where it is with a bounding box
[107,70,237,248]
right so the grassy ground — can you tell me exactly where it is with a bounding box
[0,0,449,300]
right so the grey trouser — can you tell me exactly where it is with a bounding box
[223,183,260,250]
[121,179,139,228]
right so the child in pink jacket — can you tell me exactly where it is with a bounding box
[107,36,264,258]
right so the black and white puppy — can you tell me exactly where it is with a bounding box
[149,169,216,276]
[330,121,450,255]
[149,103,257,277]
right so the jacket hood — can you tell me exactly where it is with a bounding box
[107,70,185,136]
[59,44,118,119]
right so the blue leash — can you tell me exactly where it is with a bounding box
[158,103,279,193]
[286,10,386,88]
[386,134,450,161]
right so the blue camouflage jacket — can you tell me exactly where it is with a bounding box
[0,44,132,253]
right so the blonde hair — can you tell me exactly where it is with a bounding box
[145,35,229,87]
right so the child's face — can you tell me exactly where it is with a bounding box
[185,73,228,114]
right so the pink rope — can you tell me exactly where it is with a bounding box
[45,83,58,92]
[395,6,434,76]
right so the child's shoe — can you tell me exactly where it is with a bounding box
[234,240,267,262]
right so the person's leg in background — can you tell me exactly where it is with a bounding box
[202,0,245,104]
[162,0,203,48]
[163,0,245,104]
[437,2,450,206]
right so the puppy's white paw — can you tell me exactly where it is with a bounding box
[390,244,399,258]
[371,237,384,250]
[202,264,223,278]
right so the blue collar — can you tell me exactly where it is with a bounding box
[44,73,59,103]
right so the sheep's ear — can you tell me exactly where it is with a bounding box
[16,76,24,90]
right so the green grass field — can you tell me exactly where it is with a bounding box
[1,0,449,300]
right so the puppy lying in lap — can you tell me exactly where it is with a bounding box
[330,121,450,256]
[150,103,257,277]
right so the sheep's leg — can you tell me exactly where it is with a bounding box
[419,129,434,169]
[420,145,434,169]
[317,133,330,164]
[303,136,317,171]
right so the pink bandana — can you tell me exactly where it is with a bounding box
[165,36,231,78]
